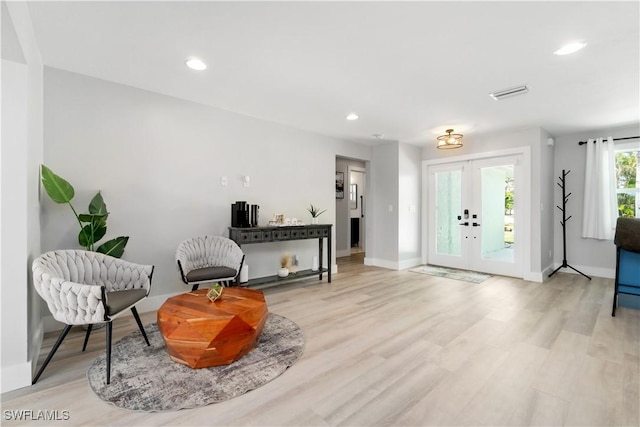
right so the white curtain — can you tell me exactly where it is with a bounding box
[582,136,618,240]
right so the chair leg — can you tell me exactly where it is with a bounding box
[131,306,150,346]
[32,324,73,384]
[106,321,113,385]
[191,284,199,291]
[612,293,617,317]
[82,324,93,351]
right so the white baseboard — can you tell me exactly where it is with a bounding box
[550,263,614,279]
[30,318,44,378]
[398,257,422,270]
[542,264,555,280]
[523,271,544,283]
[364,257,396,270]
[1,361,32,393]
[43,290,185,333]
[336,249,351,258]
[43,315,65,333]
[362,257,421,271]
[42,266,345,333]
[135,291,183,315]
[523,264,554,283]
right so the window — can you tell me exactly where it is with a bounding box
[615,142,639,218]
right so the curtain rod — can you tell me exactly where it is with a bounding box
[578,136,640,145]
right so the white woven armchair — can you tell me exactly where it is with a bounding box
[176,235,244,290]
[32,250,154,384]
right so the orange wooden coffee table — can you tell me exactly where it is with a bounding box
[157,287,268,368]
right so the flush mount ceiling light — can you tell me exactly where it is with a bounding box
[554,42,587,56]
[185,57,207,71]
[489,85,529,101]
[436,129,463,149]
[345,113,359,121]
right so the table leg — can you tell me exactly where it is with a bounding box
[328,231,332,283]
[318,237,323,281]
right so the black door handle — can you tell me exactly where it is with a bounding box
[473,222,481,227]
[459,222,469,226]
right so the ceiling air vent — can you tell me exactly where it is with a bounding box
[489,85,529,101]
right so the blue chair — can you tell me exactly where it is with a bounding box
[612,217,640,316]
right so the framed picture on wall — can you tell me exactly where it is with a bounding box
[336,172,344,199]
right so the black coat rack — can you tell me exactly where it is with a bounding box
[548,169,592,280]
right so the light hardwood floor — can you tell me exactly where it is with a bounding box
[2,256,639,426]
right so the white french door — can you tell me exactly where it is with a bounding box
[427,155,523,277]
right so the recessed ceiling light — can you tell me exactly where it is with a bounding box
[346,113,359,121]
[372,133,384,139]
[185,58,207,71]
[554,42,587,56]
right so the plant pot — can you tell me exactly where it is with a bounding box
[311,217,319,224]
[277,267,289,278]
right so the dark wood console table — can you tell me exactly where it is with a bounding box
[229,224,332,288]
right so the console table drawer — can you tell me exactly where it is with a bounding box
[272,229,291,240]
[290,229,307,239]
[279,229,291,240]
[307,228,319,238]
[238,232,253,244]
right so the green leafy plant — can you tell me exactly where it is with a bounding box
[40,165,129,258]
[307,204,327,218]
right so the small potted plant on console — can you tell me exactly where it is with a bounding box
[307,204,326,224]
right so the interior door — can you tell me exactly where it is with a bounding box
[427,155,523,277]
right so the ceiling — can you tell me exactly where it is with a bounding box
[25,1,640,146]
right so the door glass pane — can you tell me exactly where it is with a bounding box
[480,165,514,262]
[435,170,461,256]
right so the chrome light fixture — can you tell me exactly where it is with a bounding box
[436,129,463,149]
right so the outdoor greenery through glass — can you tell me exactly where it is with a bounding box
[616,150,639,218]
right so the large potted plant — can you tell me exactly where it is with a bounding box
[40,165,129,258]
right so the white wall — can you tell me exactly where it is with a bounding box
[42,67,372,309]
[528,127,557,277]
[398,142,421,267]
[540,129,555,275]
[553,123,640,278]
[1,59,30,392]
[1,1,44,393]
[366,142,399,267]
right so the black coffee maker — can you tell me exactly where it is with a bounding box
[231,201,259,227]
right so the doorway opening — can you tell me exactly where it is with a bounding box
[349,167,366,255]
[336,157,367,263]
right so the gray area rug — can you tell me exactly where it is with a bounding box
[409,265,492,283]
[87,313,304,412]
